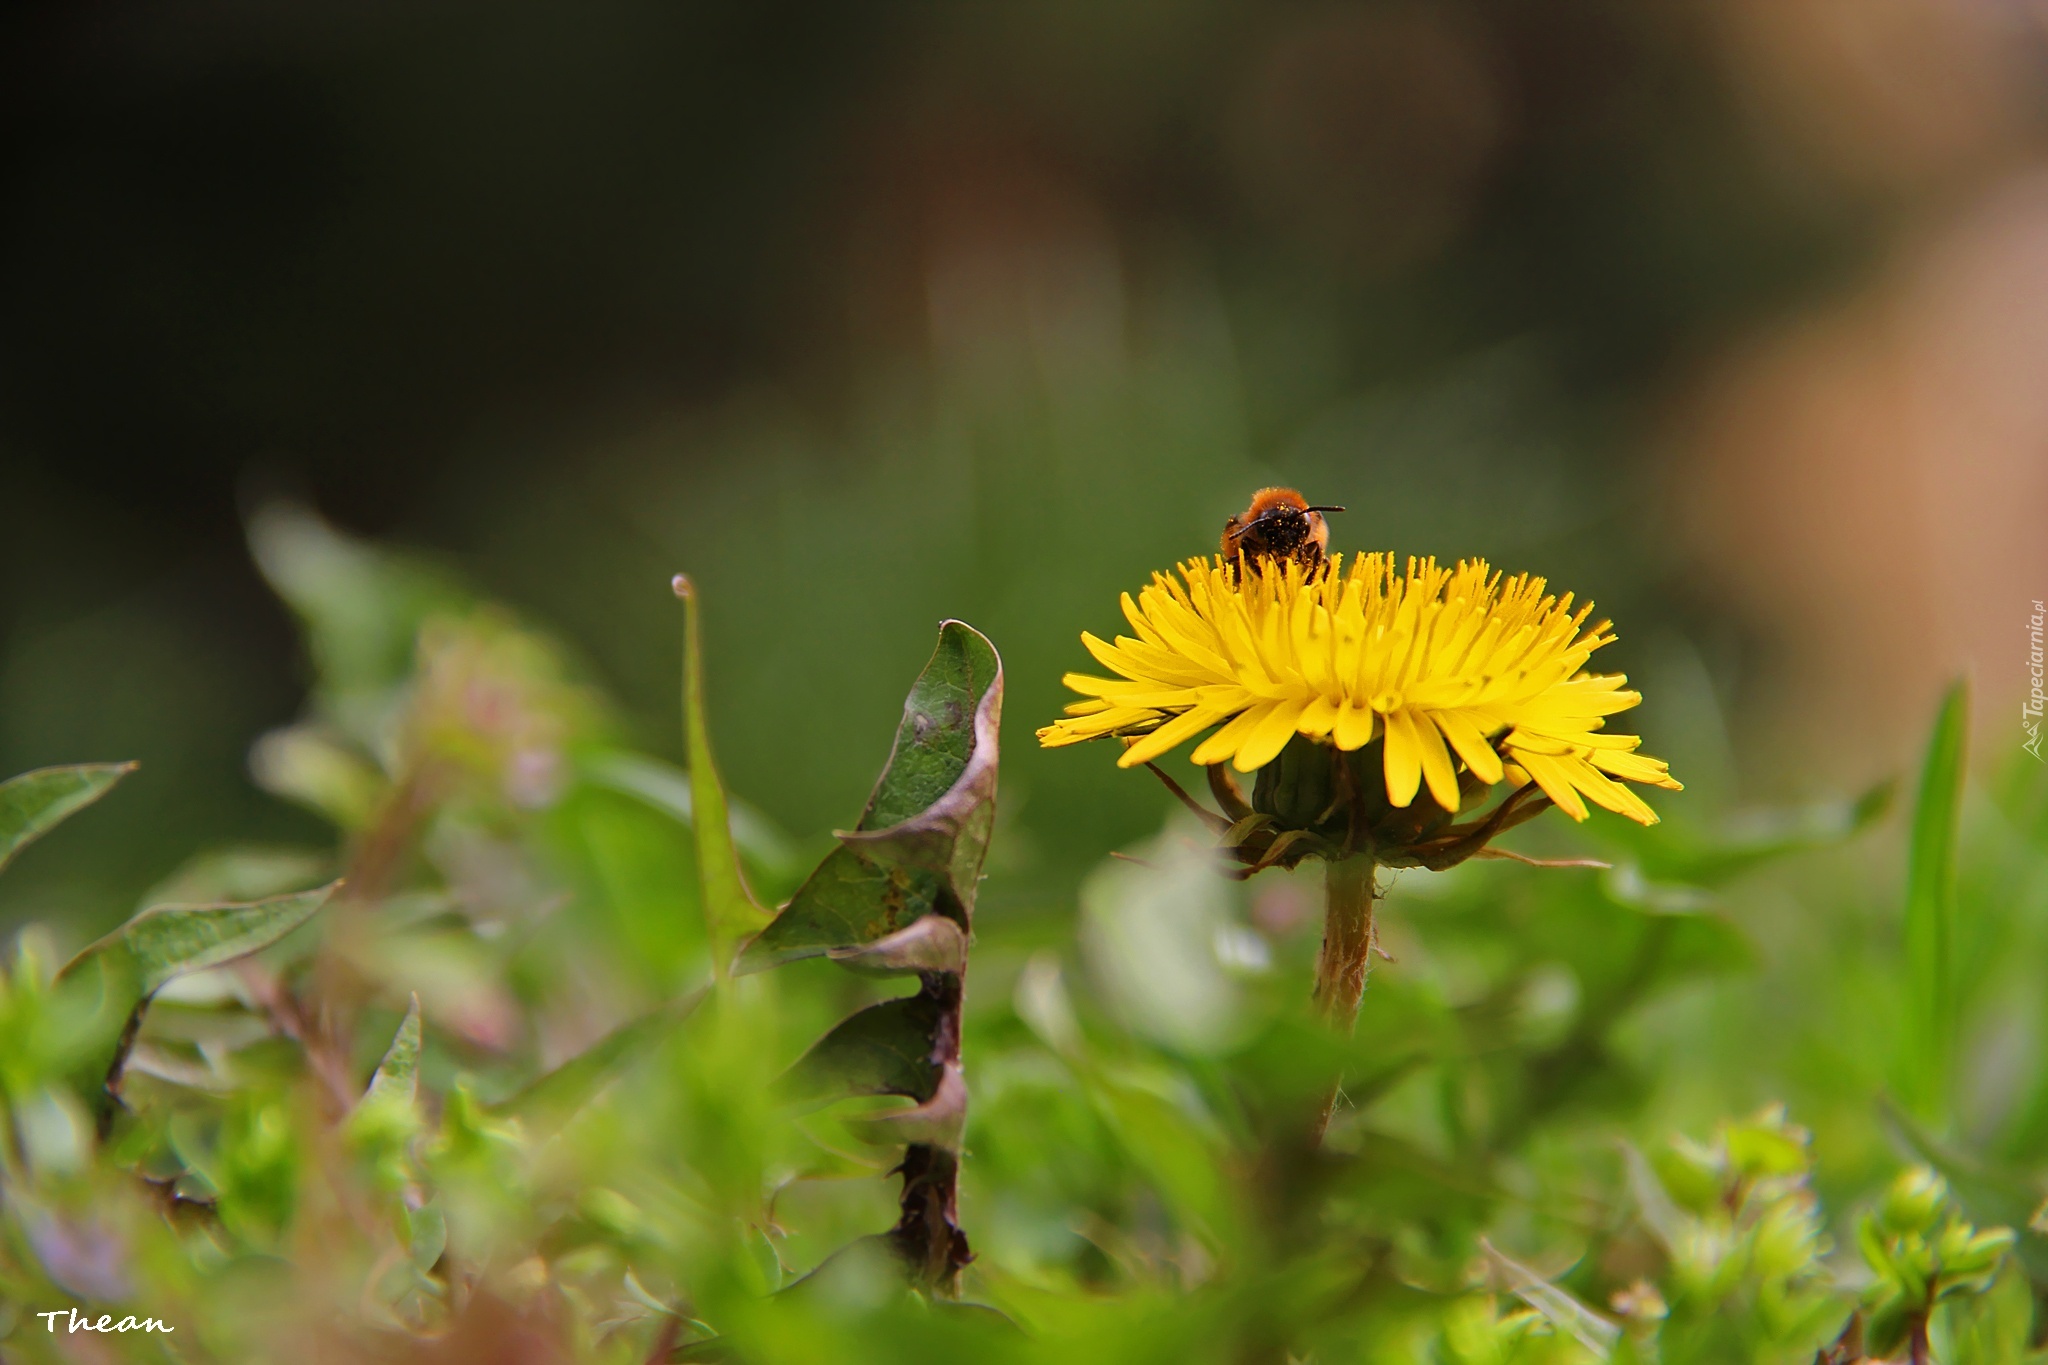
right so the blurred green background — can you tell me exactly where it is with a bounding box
[2,0,2044,933]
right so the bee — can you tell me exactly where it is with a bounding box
[1221,487,1346,574]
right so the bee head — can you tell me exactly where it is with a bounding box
[1226,501,1345,541]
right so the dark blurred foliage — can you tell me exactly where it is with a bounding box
[0,0,2030,933]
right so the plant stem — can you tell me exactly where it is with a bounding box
[1313,855,1377,1028]
[1312,855,1376,1138]
[888,971,972,1295]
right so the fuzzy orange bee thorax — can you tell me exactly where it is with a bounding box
[1221,487,1345,573]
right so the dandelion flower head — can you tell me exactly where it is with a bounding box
[1038,553,1680,825]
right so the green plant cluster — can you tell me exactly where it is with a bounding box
[1855,1167,2019,1361]
[0,512,2045,1363]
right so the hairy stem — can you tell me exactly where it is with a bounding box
[1312,855,1376,1139]
[1313,856,1377,1028]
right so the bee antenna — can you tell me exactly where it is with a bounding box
[1305,505,1346,514]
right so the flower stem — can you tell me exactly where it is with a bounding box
[1312,855,1376,1139]
[1314,855,1377,1027]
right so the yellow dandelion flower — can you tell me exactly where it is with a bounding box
[1038,553,1680,825]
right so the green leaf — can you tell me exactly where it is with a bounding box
[1866,1296,1914,1359]
[1879,1098,2048,1281]
[0,762,135,876]
[1722,1106,1810,1179]
[742,850,946,974]
[60,882,340,996]
[247,502,471,708]
[1479,1238,1622,1358]
[1932,1262,2034,1365]
[1621,1143,1691,1251]
[1900,681,1968,1121]
[549,782,709,991]
[246,724,385,829]
[1860,1212,1903,1284]
[1614,779,1894,887]
[741,621,1002,973]
[407,1199,447,1274]
[837,621,1003,892]
[1093,1073,1238,1242]
[488,991,705,1137]
[364,995,422,1106]
[59,882,338,1130]
[781,993,947,1106]
[673,576,771,976]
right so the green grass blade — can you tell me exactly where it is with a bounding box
[672,576,770,978]
[1900,681,1968,1122]
[0,762,136,876]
